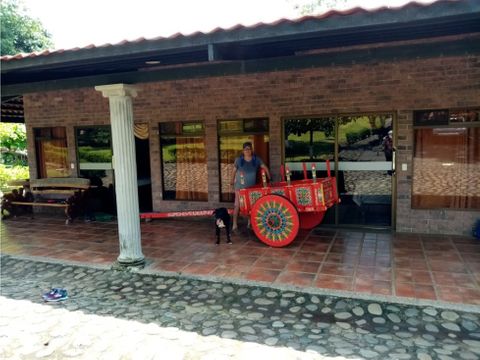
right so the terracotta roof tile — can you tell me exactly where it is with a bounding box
[0,0,451,62]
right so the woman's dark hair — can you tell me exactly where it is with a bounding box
[242,141,253,149]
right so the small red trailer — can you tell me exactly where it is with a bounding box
[140,161,339,248]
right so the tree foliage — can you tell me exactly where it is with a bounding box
[1,0,53,56]
[285,118,336,160]
[0,123,27,166]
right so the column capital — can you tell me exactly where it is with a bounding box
[95,84,138,98]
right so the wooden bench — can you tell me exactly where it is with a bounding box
[4,178,90,224]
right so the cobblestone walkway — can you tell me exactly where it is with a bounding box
[1,255,480,360]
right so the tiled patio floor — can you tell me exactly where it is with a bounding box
[1,214,480,306]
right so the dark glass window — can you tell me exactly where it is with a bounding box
[414,110,449,126]
[76,127,114,186]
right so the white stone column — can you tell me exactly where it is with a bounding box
[95,84,144,268]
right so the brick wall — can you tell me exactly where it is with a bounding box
[23,41,480,236]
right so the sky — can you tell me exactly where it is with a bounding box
[21,0,436,50]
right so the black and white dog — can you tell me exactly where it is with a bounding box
[213,207,232,245]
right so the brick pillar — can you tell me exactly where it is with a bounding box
[95,84,145,268]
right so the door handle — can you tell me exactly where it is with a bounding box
[391,148,396,175]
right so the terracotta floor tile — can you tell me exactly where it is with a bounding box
[244,269,281,282]
[431,271,478,288]
[435,286,480,304]
[275,271,315,286]
[395,282,436,300]
[395,269,433,285]
[414,285,437,300]
[394,248,424,256]
[181,262,218,275]
[299,242,331,253]
[395,258,429,271]
[429,260,468,273]
[354,278,392,296]
[285,260,321,273]
[319,263,355,276]
[151,260,189,272]
[455,244,480,254]
[325,252,359,265]
[357,256,377,267]
[356,266,392,281]
[210,264,252,278]
[394,282,416,298]
[313,274,353,291]
[222,255,259,267]
[423,242,456,252]
[375,257,392,267]
[354,277,375,292]
[145,249,177,259]
[293,251,326,262]
[251,257,287,271]
[466,261,480,273]
[425,250,462,262]
[263,249,297,259]
[355,266,375,279]
[233,247,268,257]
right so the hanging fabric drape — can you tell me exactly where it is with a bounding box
[134,123,149,139]
[38,139,68,178]
[175,136,208,201]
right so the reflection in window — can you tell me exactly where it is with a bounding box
[283,114,394,227]
[284,117,335,180]
[160,121,207,201]
[34,127,68,178]
[337,115,393,162]
[414,108,479,126]
[284,118,335,161]
[413,126,480,209]
[76,127,114,186]
[218,119,269,202]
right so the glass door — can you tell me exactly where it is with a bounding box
[284,114,395,228]
[337,115,394,227]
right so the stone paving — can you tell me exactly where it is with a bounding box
[1,255,480,360]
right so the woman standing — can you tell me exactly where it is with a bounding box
[231,141,270,232]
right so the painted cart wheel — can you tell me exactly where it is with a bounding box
[299,211,326,230]
[250,194,299,247]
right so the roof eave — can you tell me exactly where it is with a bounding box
[2,0,478,73]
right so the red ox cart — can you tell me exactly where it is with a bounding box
[140,161,339,248]
[237,161,339,247]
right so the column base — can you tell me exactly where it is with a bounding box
[112,257,145,272]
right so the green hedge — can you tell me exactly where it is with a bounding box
[345,128,371,145]
[78,147,112,163]
[0,164,29,194]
